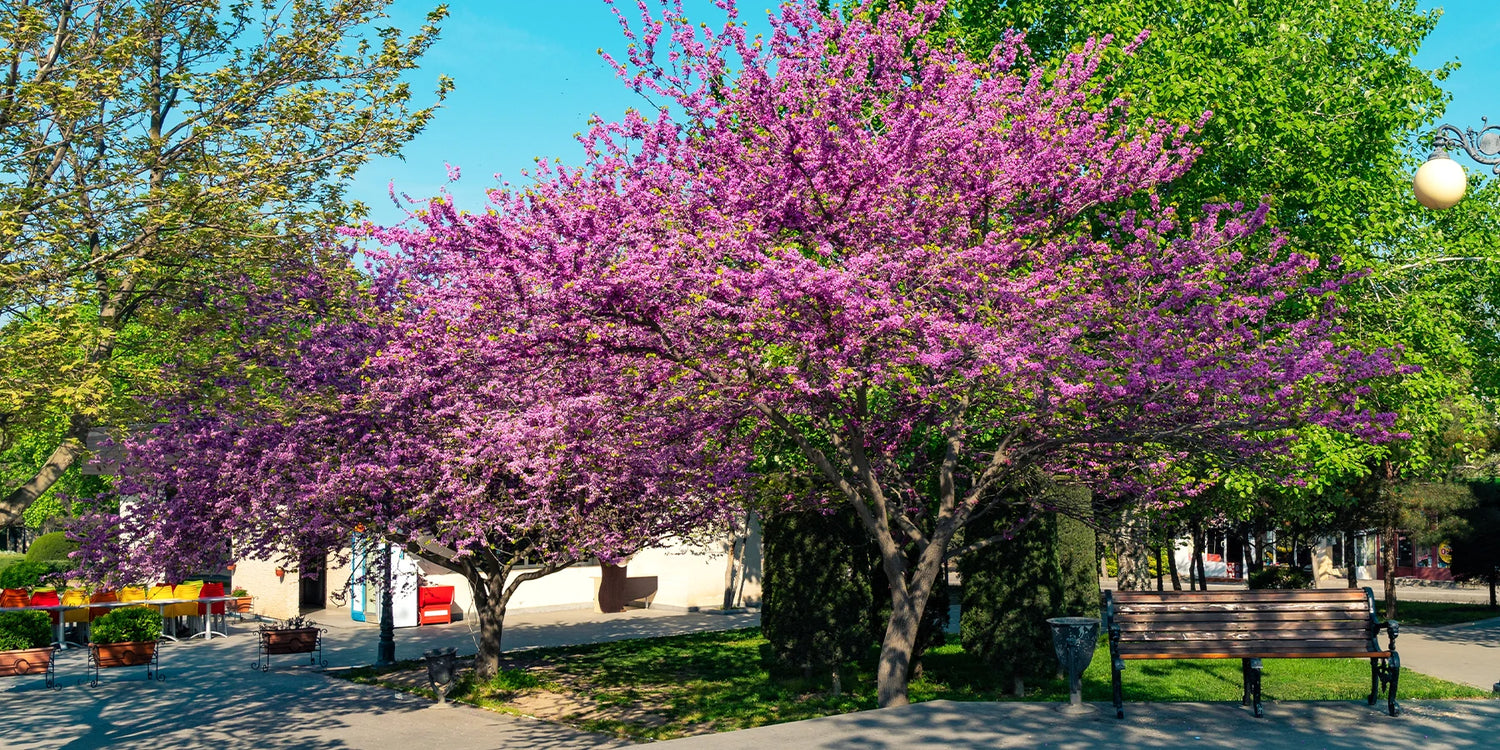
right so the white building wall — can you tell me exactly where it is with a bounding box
[245,516,764,623]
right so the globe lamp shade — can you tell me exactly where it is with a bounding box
[1413,155,1467,210]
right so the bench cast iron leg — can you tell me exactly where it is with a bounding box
[1386,653,1400,716]
[1368,657,1379,706]
[1248,658,1263,718]
[1111,660,1124,719]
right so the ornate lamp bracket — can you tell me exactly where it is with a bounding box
[1431,118,1500,175]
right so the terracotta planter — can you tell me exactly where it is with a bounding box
[233,596,254,613]
[91,641,157,668]
[0,646,54,677]
[261,627,319,655]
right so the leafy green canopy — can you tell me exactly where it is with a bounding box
[0,0,452,524]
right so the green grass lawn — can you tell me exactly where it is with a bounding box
[1379,599,1500,627]
[342,627,1491,742]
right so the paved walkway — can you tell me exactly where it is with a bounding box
[0,607,755,750]
[1398,616,1500,690]
[3,604,1494,749]
[652,699,1500,749]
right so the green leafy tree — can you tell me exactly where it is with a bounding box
[0,0,452,524]
[1452,481,1500,608]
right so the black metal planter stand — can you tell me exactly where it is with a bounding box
[86,642,163,687]
[254,627,328,672]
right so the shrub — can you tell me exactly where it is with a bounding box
[1248,565,1313,590]
[0,560,63,589]
[1053,486,1101,618]
[0,610,52,651]
[90,607,163,644]
[761,506,873,688]
[960,506,1061,695]
[24,532,77,563]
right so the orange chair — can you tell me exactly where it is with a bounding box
[89,590,119,620]
[0,588,28,608]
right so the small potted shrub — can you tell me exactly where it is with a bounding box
[89,607,164,670]
[256,615,326,670]
[231,587,253,614]
[0,610,56,686]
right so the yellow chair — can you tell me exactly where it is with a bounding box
[167,582,202,619]
[61,588,90,647]
[61,589,91,624]
[118,586,148,610]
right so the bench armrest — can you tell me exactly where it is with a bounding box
[1377,619,1399,650]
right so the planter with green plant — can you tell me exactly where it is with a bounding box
[256,615,326,671]
[231,587,253,615]
[87,607,163,684]
[0,610,58,688]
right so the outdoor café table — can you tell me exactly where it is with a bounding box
[0,596,240,646]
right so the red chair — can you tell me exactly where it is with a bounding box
[29,588,61,625]
[198,582,226,615]
[417,585,454,625]
[1,588,29,608]
[196,581,228,638]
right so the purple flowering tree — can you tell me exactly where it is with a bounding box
[75,267,743,677]
[359,0,1399,704]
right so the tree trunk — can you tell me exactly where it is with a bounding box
[1155,546,1164,591]
[470,569,509,679]
[1114,508,1151,591]
[830,664,842,698]
[1489,577,1496,608]
[1383,526,1398,621]
[1012,674,1025,697]
[1345,533,1358,589]
[1167,544,1182,591]
[877,587,924,707]
[1191,524,1207,590]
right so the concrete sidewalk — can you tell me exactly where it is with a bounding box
[652,699,1500,749]
[0,607,754,750]
[1396,617,1500,690]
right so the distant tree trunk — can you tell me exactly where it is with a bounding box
[1190,523,1207,590]
[1167,543,1183,591]
[1383,526,1398,621]
[1155,546,1164,591]
[1345,534,1358,589]
[1114,509,1151,591]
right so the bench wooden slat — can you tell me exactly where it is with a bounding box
[1110,590,1368,603]
[1121,649,1391,660]
[1112,610,1371,626]
[1116,618,1371,632]
[1114,601,1369,614]
[1120,630,1374,643]
[1118,639,1378,652]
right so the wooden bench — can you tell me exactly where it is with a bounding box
[1104,588,1399,718]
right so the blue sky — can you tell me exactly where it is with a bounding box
[349,1,1500,228]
